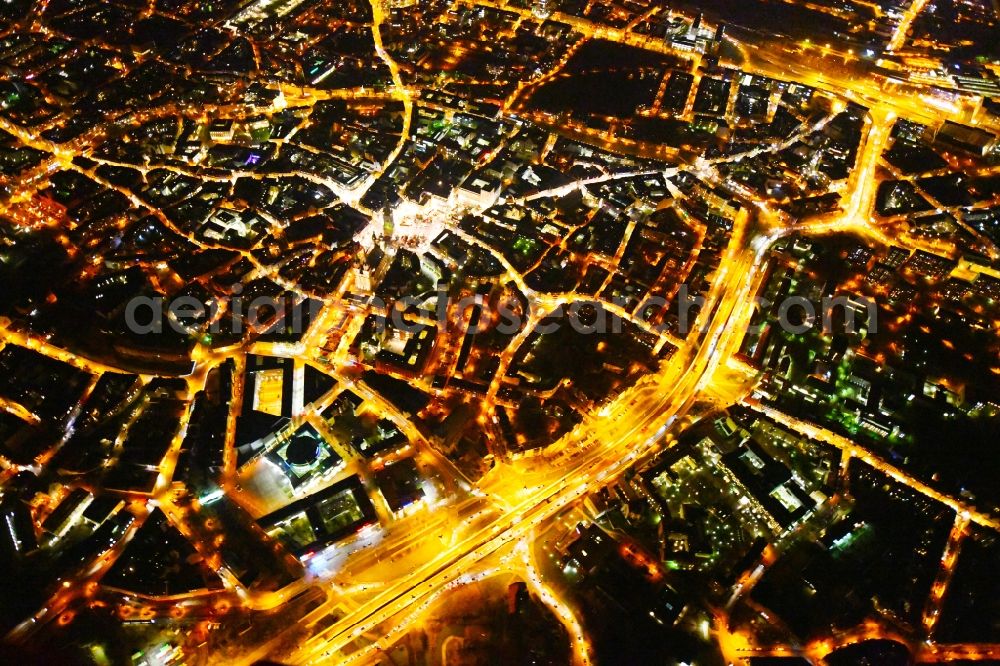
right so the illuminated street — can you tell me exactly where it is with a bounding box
[0,0,998,664]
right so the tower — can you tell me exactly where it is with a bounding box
[533,0,553,19]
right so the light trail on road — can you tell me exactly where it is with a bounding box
[274,197,764,666]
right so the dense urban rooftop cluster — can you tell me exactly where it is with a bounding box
[0,0,998,664]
